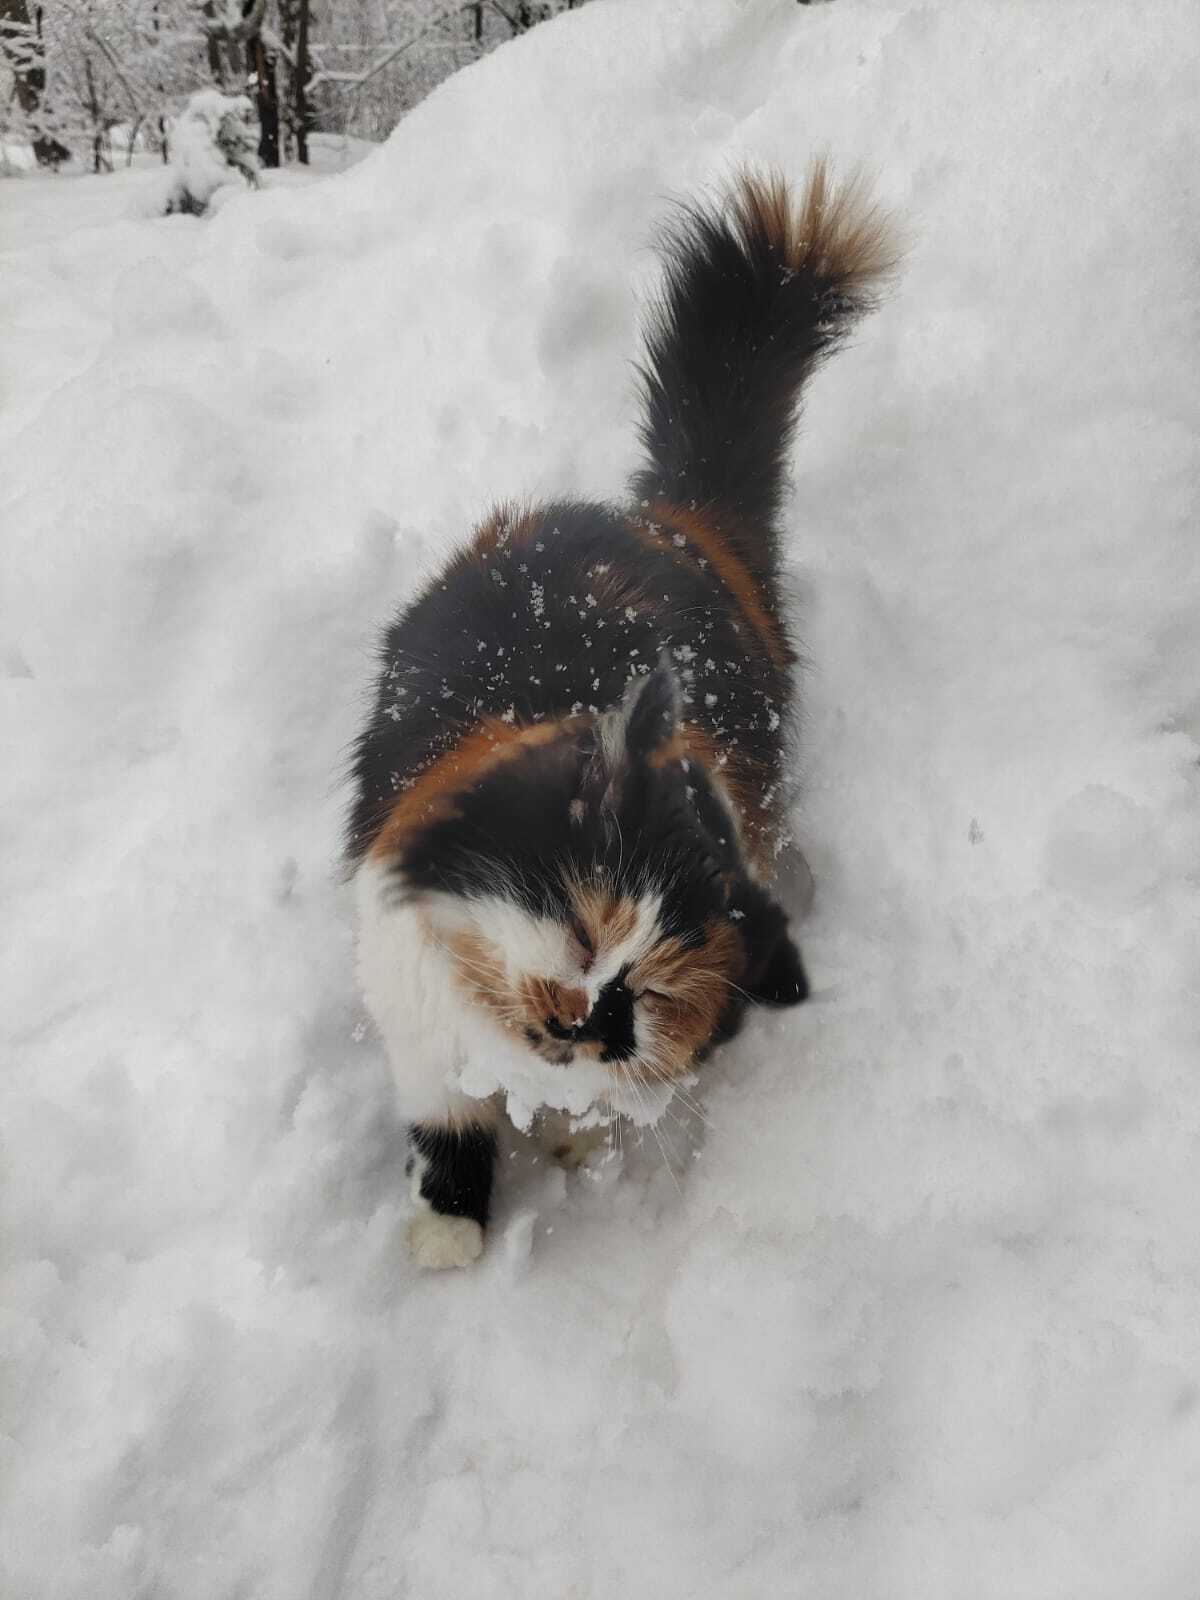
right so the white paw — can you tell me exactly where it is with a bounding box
[536,1110,610,1170]
[407,1211,485,1269]
[549,1125,610,1170]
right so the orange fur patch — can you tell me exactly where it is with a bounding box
[734,160,903,302]
[568,885,640,959]
[650,721,773,873]
[368,716,577,861]
[519,977,590,1033]
[627,916,743,1075]
[441,924,507,1004]
[580,561,653,620]
[469,501,541,559]
[442,924,536,1042]
[632,498,792,671]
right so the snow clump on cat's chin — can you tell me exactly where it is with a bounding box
[450,1002,675,1132]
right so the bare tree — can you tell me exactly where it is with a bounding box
[202,0,280,165]
[276,0,311,163]
[0,0,69,163]
[2,0,593,174]
[310,0,590,142]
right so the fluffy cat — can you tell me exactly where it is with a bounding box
[348,162,898,1267]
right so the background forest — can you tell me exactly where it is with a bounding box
[1,0,589,171]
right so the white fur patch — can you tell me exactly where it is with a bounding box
[458,889,663,1009]
[582,893,662,1006]
[354,860,479,1123]
[407,1211,484,1269]
[460,894,574,986]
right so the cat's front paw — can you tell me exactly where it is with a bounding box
[550,1125,610,1170]
[536,1109,610,1170]
[407,1211,485,1269]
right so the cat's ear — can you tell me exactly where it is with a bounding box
[597,657,679,770]
[730,879,810,1006]
[582,660,680,815]
[620,658,680,763]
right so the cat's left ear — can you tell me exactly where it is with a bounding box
[730,879,810,1006]
[583,660,680,814]
[615,657,680,764]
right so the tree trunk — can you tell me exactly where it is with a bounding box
[83,53,107,173]
[204,0,264,90]
[0,0,41,118]
[294,0,310,164]
[252,35,279,167]
[203,0,227,83]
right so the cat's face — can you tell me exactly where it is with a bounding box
[404,663,808,1091]
[439,882,744,1083]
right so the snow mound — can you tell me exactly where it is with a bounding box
[3,1,1199,1596]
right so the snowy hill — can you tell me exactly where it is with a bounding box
[3,1,1199,1595]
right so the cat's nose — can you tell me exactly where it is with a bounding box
[544,1014,585,1043]
[544,986,589,1039]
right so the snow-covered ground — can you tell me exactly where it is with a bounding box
[3,2,1199,1594]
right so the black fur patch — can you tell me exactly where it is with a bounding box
[746,935,809,1006]
[401,706,730,952]
[584,970,636,1063]
[344,500,792,868]
[544,969,636,1062]
[632,181,873,581]
[731,880,810,1007]
[410,1122,496,1227]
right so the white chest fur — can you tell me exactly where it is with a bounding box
[353,859,480,1122]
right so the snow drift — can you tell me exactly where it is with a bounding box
[2,1,1199,1596]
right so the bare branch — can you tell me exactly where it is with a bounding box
[83,25,143,116]
[261,25,295,70]
[315,0,480,96]
[202,0,266,45]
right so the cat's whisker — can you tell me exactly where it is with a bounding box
[639,1050,712,1129]
[627,1062,683,1199]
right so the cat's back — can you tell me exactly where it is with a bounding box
[350,498,698,854]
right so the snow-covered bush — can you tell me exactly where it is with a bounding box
[165,89,258,216]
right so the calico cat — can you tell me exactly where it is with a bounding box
[348,162,898,1266]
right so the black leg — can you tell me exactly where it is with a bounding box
[409,1121,496,1229]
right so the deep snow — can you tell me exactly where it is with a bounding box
[3,2,1200,1596]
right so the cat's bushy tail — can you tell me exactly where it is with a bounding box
[631,161,900,564]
